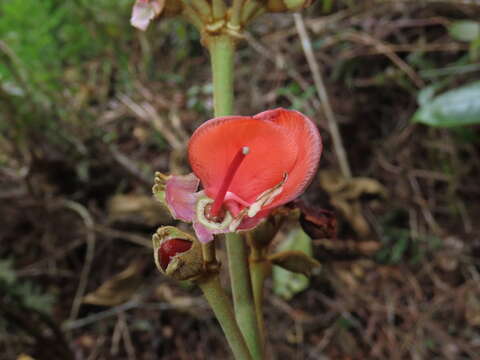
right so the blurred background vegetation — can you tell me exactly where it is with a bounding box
[1,0,480,359]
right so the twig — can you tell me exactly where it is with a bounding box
[118,94,184,150]
[94,225,153,248]
[294,13,352,179]
[63,200,96,322]
[109,145,153,185]
[119,312,136,360]
[63,300,208,330]
[168,108,190,144]
[244,32,321,110]
[346,32,425,88]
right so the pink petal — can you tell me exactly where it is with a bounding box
[130,0,164,31]
[165,173,200,222]
[192,222,215,243]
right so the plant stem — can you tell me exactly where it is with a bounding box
[208,31,262,359]
[212,0,227,21]
[189,0,211,21]
[241,0,263,24]
[229,0,245,29]
[226,233,263,359]
[249,247,270,345]
[200,34,236,271]
[199,275,253,360]
[208,35,235,117]
[182,5,204,29]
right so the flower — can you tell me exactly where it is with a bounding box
[154,108,322,243]
[130,0,165,31]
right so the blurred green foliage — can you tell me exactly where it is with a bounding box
[0,0,132,102]
[0,259,55,315]
[375,210,442,265]
[0,0,134,150]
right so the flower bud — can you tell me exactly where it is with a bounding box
[153,226,204,281]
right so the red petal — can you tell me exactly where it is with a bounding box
[254,109,322,208]
[188,116,298,203]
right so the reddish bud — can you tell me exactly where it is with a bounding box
[159,238,192,270]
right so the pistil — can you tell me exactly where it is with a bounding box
[210,146,249,217]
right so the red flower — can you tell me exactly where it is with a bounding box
[159,108,322,243]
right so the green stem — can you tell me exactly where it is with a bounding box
[188,0,212,22]
[226,233,263,359]
[241,0,263,24]
[208,35,235,117]
[208,31,262,359]
[199,275,253,360]
[212,0,227,21]
[182,5,203,30]
[247,245,271,345]
[229,0,245,29]
[250,258,270,346]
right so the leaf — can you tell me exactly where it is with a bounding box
[269,250,320,276]
[272,228,315,300]
[83,259,145,306]
[17,355,35,360]
[412,81,480,127]
[449,20,480,42]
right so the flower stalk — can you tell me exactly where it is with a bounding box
[226,232,263,359]
[249,244,270,346]
[208,30,263,359]
[208,34,235,117]
[198,275,253,360]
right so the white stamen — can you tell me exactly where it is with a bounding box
[242,146,250,155]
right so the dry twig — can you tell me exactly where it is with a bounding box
[294,13,352,179]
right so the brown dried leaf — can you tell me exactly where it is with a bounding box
[107,194,171,226]
[465,288,480,327]
[154,284,195,308]
[17,355,35,360]
[83,259,145,306]
[319,170,387,238]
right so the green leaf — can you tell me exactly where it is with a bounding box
[412,81,480,127]
[272,228,315,300]
[449,21,480,42]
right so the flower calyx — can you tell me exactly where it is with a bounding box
[153,226,204,281]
